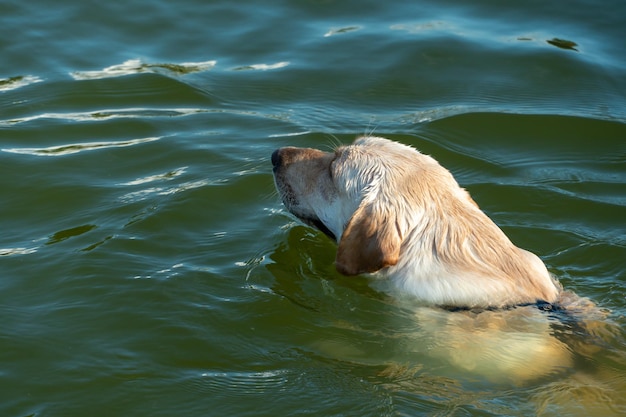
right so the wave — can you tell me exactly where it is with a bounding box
[70,59,217,80]
[0,247,38,256]
[0,75,43,92]
[2,136,160,156]
[232,62,290,71]
[0,108,206,125]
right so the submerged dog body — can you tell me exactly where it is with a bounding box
[272,136,561,309]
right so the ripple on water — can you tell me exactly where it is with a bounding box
[70,59,217,80]
[2,137,161,156]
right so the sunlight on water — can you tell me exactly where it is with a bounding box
[0,108,207,125]
[0,247,38,256]
[121,167,188,186]
[70,59,217,80]
[232,62,290,71]
[0,75,43,91]
[2,137,161,156]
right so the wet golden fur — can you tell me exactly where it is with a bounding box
[272,136,560,308]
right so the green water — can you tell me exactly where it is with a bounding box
[1,0,625,415]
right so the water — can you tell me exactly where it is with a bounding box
[1,0,625,415]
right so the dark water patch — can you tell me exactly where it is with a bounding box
[547,38,579,51]
[425,113,626,158]
[46,224,97,245]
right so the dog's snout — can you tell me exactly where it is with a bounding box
[271,147,299,170]
[271,146,327,172]
[271,148,282,168]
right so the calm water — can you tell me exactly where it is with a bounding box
[1,0,625,415]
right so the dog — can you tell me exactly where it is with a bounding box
[270,136,618,389]
[272,135,562,309]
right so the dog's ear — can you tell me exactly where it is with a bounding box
[335,203,402,275]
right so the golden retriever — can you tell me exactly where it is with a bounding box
[271,135,611,387]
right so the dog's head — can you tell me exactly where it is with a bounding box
[272,136,468,276]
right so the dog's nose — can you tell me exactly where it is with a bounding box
[271,148,282,168]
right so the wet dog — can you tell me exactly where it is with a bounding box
[271,136,605,384]
[272,136,561,308]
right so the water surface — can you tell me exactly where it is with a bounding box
[1,0,625,415]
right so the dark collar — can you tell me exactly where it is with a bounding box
[440,300,562,314]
